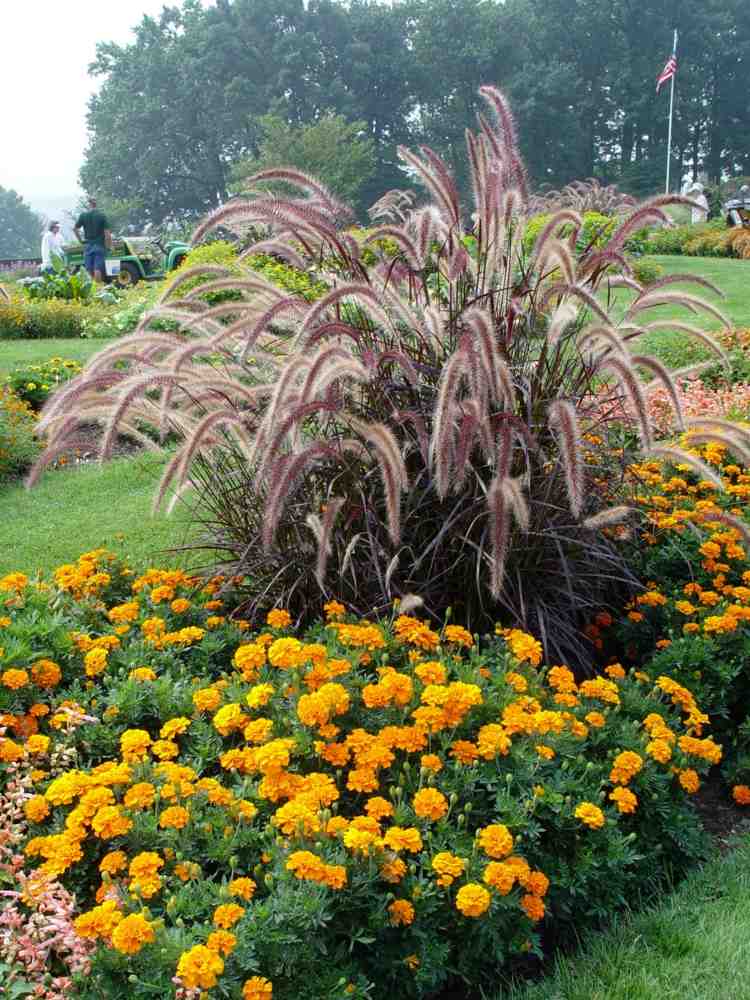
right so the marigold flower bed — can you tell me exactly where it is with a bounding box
[0,551,722,999]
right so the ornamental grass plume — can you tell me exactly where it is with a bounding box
[29,86,738,662]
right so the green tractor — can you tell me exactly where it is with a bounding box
[63,233,190,288]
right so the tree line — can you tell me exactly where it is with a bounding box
[76,0,750,224]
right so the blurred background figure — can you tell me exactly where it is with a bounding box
[40,220,65,273]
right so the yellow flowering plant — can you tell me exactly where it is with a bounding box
[0,551,718,999]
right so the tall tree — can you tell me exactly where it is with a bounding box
[0,188,42,259]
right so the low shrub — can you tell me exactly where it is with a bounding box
[630,257,664,285]
[5,357,83,411]
[0,553,715,1000]
[0,386,40,480]
[646,220,729,257]
[0,294,120,340]
[523,210,617,255]
[21,262,95,303]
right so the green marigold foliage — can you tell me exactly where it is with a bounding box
[5,357,83,411]
[0,386,40,480]
[0,553,715,1000]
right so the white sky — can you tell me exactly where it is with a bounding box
[1,0,201,212]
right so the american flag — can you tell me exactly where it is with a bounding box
[656,53,677,94]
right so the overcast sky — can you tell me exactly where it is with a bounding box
[1,1,203,213]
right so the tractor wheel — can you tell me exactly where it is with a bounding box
[113,262,140,288]
[171,254,186,271]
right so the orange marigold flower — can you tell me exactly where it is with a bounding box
[732,784,750,806]
[266,609,292,629]
[243,977,273,1000]
[213,903,245,929]
[159,806,190,830]
[412,787,448,822]
[206,930,237,957]
[229,877,257,900]
[389,899,415,925]
[111,913,154,955]
[609,787,638,814]
[420,753,443,773]
[477,824,513,859]
[520,893,545,922]
[679,769,701,794]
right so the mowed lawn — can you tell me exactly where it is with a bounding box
[501,833,750,1000]
[610,254,750,368]
[0,336,113,377]
[0,453,196,578]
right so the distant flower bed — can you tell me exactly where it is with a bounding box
[0,550,716,1000]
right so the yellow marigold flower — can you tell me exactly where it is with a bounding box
[2,668,29,690]
[120,729,152,762]
[111,912,154,954]
[246,683,275,709]
[268,637,305,669]
[91,805,132,840]
[675,600,696,615]
[207,930,237,956]
[170,598,191,613]
[234,643,267,676]
[450,740,479,764]
[242,976,273,1000]
[389,899,415,925]
[380,857,407,883]
[0,572,28,593]
[24,795,50,823]
[609,787,638,814]
[73,899,123,940]
[213,703,246,736]
[574,802,605,829]
[177,944,224,990]
[535,744,555,760]
[477,824,513,859]
[213,903,245,929]
[151,739,179,761]
[455,883,491,917]
[84,647,108,678]
[412,787,448,822]
[267,609,292,629]
[383,826,423,853]
[431,852,466,887]
[130,667,156,682]
[546,666,576,693]
[477,723,511,760]
[25,734,50,755]
[159,805,190,830]
[683,622,700,634]
[732,784,750,806]
[160,717,191,740]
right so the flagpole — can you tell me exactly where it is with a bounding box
[665,29,678,193]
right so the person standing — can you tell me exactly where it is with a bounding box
[40,221,65,273]
[73,197,112,282]
[687,182,709,224]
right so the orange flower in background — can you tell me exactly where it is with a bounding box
[267,609,292,629]
[243,977,273,1000]
[732,784,750,805]
[413,788,448,821]
[388,899,415,925]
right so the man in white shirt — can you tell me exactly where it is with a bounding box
[41,221,65,272]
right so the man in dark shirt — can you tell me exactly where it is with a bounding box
[73,197,112,282]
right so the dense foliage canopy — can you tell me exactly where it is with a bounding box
[80,0,750,222]
[0,187,42,259]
